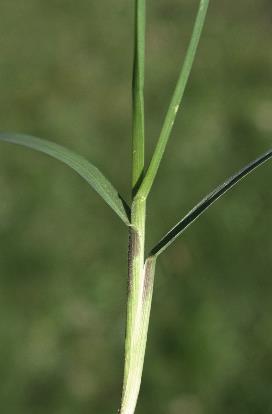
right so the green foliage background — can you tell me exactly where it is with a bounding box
[0,1,271,413]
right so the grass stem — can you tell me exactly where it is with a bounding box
[119,1,148,413]
[132,0,146,195]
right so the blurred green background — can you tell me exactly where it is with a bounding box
[0,1,271,413]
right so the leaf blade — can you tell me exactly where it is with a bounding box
[151,149,272,257]
[0,132,130,225]
[138,0,210,199]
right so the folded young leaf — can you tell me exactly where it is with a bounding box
[150,149,272,257]
[0,133,130,225]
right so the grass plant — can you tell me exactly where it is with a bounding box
[0,1,271,413]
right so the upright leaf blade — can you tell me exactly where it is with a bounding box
[138,0,210,199]
[0,133,130,225]
[151,149,272,257]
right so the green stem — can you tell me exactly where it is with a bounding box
[138,0,210,199]
[122,252,156,414]
[132,0,146,194]
[119,1,148,412]
[119,197,146,414]
[120,200,156,413]
[119,197,156,414]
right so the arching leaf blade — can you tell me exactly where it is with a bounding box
[0,132,130,225]
[151,149,272,257]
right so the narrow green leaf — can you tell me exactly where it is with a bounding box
[150,149,272,257]
[138,0,210,199]
[0,132,130,225]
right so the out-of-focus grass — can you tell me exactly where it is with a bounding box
[0,1,271,413]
